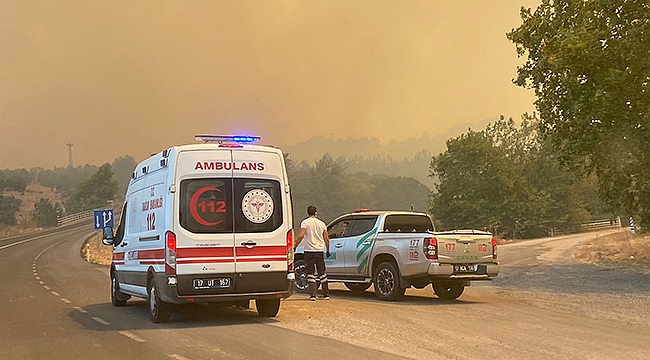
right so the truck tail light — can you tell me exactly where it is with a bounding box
[424,237,438,260]
[491,238,497,260]
[286,229,294,271]
[165,230,177,275]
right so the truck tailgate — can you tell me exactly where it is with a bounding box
[434,231,495,264]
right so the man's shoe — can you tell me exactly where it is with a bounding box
[323,296,330,300]
[309,296,316,301]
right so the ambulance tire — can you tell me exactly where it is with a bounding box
[255,298,281,317]
[111,273,130,307]
[432,282,464,300]
[148,280,171,323]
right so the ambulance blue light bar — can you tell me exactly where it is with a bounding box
[195,135,261,144]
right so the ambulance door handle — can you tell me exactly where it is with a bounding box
[334,243,343,248]
[241,240,257,248]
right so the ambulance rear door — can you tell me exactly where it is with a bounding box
[232,150,290,293]
[174,149,236,296]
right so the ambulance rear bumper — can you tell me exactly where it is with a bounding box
[155,272,294,304]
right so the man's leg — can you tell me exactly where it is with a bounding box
[305,252,318,299]
[315,253,329,297]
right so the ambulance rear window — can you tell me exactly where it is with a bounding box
[180,179,233,233]
[179,178,283,234]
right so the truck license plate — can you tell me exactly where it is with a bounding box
[193,277,231,290]
[454,264,476,273]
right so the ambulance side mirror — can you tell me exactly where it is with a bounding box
[102,227,114,246]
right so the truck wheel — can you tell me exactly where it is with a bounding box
[294,260,309,293]
[344,283,371,293]
[256,298,281,317]
[111,274,129,307]
[373,262,405,301]
[148,280,171,323]
[433,282,465,300]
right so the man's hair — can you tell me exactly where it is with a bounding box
[307,205,317,216]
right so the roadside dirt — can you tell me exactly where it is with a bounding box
[573,230,650,275]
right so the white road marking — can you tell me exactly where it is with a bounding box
[119,331,147,343]
[39,281,44,285]
[43,286,51,290]
[61,298,71,304]
[91,317,110,326]
[169,355,191,360]
[74,307,88,314]
[35,276,40,280]
[51,291,60,296]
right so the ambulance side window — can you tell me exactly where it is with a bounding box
[179,179,233,233]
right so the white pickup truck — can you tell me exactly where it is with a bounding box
[294,211,499,300]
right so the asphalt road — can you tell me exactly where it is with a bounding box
[0,222,404,360]
[1,225,649,359]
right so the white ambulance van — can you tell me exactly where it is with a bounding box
[102,135,294,323]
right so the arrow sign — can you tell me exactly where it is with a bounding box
[94,209,114,230]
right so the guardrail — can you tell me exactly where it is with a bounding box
[549,217,621,237]
[57,210,94,226]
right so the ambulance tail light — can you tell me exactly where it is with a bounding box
[286,229,294,271]
[492,238,497,260]
[424,237,438,260]
[165,230,177,275]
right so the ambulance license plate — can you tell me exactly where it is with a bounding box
[454,264,476,273]
[193,277,231,290]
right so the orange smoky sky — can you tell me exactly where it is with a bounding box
[0,0,540,169]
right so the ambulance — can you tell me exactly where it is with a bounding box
[102,135,294,323]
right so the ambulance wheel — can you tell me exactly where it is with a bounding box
[111,274,129,307]
[148,281,171,323]
[256,298,280,317]
[344,283,372,293]
[294,260,309,293]
[432,282,464,300]
[373,262,405,301]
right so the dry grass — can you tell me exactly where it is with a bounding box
[574,231,650,275]
[81,232,113,266]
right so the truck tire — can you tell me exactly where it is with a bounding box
[256,298,281,317]
[111,273,129,307]
[344,283,371,293]
[433,282,465,300]
[148,280,171,323]
[373,262,405,301]
[294,259,309,293]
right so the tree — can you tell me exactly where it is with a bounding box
[112,155,137,197]
[507,0,650,229]
[429,130,520,234]
[0,195,21,225]
[429,117,606,238]
[66,164,118,213]
[32,198,60,227]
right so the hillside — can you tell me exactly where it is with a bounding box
[2,182,64,227]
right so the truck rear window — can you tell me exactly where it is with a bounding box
[179,178,283,234]
[383,215,434,233]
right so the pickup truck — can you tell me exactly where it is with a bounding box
[294,210,499,300]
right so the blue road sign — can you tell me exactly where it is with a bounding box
[94,209,114,230]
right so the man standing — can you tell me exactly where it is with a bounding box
[295,205,330,301]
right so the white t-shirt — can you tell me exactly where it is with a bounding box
[300,217,327,252]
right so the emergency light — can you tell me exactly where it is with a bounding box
[195,135,261,144]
